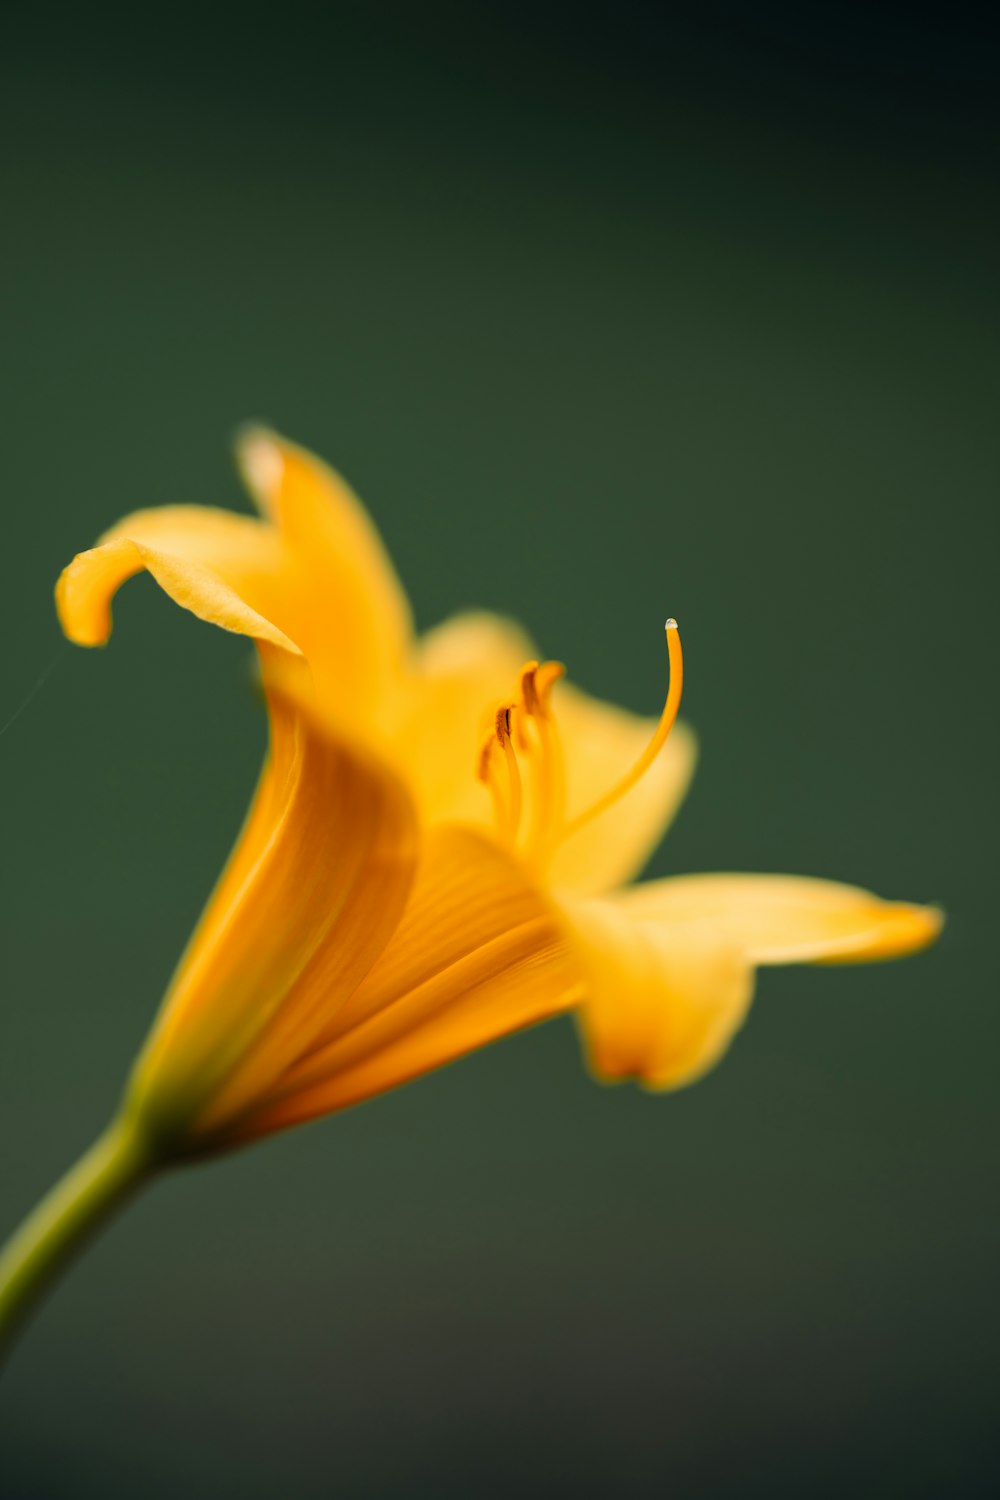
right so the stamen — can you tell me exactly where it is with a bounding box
[496,705,524,842]
[476,733,510,836]
[516,659,567,863]
[559,619,683,843]
[519,661,540,721]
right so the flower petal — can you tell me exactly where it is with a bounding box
[56,507,301,654]
[394,611,539,827]
[614,874,943,965]
[128,690,418,1147]
[235,428,413,721]
[562,897,754,1090]
[230,826,582,1137]
[546,684,698,897]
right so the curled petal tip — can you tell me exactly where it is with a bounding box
[55,550,114,647]
[917,902,946,945]
[234,424,284,504]
[886,900,945,952]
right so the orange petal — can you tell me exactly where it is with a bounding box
[615,873,943,965]
[128,691,418,1147]
[562,897,755,1091]
[56,507,302,654]
[229,826,582,1138]
[235,428,413,722]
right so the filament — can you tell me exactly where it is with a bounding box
[526,663,566,860]
[477,704,523,845]
[477,737,510,836]
[498,706,524,842]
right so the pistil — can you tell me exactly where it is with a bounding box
[559,620,683,845]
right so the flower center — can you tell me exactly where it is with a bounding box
[476,619,683,870]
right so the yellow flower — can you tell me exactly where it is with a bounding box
[0,427,941,1355]
[53,429,941,1152]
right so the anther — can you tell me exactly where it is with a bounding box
[533,661,565,710]
[495,705,513,743]
[520,662,540,716]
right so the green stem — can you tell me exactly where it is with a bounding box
[0,1114,154,1362]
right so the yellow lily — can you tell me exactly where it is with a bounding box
[0,429,940,1353]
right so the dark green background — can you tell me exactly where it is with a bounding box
[1,6,997,1496]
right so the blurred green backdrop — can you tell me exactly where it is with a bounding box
[1,5,997,1496]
